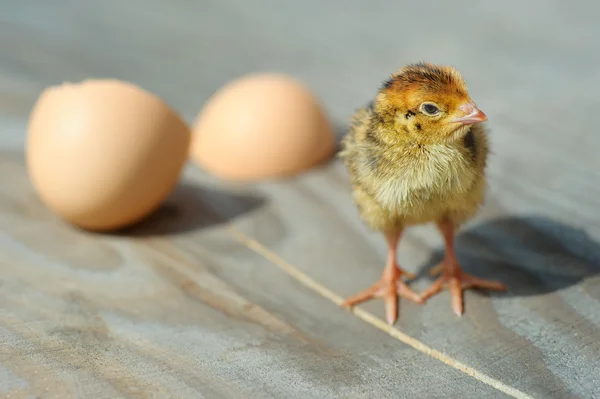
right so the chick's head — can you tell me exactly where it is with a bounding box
[374,62,487,143]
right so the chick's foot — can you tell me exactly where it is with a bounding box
[420,261,507,316]
[342,265,421,325]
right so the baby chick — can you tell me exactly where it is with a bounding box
[339,62,506,324]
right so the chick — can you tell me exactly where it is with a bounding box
[339,62,506,324]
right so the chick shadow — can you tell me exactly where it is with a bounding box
[417,215,600,297]
[116,182,265,237]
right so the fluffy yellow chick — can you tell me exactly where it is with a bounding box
[339,62,506,324]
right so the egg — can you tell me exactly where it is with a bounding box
[26,79,191,231]
[190,73,336,181]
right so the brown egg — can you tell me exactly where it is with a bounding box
[26,79,191,231]
[190,73,336,181]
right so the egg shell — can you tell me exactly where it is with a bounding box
[190,73,336,181]
[26,79,191,231]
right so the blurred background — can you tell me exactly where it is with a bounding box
[1,1,597,132]
[2,0,599,231]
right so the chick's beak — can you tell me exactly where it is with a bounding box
[451,102,487,125]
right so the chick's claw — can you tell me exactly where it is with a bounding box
[428,262,444,276]
[420,267,507,316]
[342,267,422,325]
[400,269,417,280]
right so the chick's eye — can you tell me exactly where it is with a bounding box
[421,103,440,115]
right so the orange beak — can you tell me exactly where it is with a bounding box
[451,102,487,125]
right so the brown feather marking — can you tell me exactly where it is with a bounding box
[463,128,477,163]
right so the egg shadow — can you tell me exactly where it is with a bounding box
[417,215,600,298]
[117,181,266,237]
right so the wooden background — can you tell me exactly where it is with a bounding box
[1,1,599,398]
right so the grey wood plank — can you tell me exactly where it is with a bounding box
[225,159,600,398]
[0,152,507,398]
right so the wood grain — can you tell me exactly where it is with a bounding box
[0,153,506,398]
[1,0,599,397]
[226,160,600,398]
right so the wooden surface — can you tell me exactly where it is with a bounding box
[1,1,600,398]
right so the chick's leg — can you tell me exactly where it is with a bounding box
[342,229,422,325]
[420,220,507,316]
